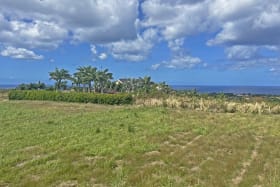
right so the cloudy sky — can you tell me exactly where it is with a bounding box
[1,0,280,85]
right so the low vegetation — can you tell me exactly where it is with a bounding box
[8,88,280,114]
[0,98,279,186]
[8,90,133,105]
[136,93,280,114]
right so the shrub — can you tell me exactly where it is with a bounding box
[8,90,133,105]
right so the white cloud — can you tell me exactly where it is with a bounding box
[105,29,158,61]
[141,0,210,40]
[0,18,67,49]
[140,0,213,63]
[208,0,280,46]
[168,38,185,52]
[99,53,107,60]
[1,46,43,60]
[0,0,139,51]
[164,55,202,69]
[90,45,97,55]
[151,63,161,70]
[90,45,108,61]
[221,45,280,72]
[228,58,280,71]
[0,0,280,68]
[152,54,202,70]
[225,45,259,61]
[112,53,146,62]
[209,0,258,21]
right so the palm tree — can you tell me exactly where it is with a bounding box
[141,76,153,93]
[71,72,83,91]
[49,68,71,91]
[75,66,97,92]
[95,69,113,93]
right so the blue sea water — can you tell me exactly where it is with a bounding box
[172,85,280,95]
[0,85,17,89]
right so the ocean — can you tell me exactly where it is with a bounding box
[0,85,17,89]
[171,85,280,95]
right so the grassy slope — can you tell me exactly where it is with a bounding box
[0,99,280,186]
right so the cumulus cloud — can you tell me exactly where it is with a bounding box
[0,0,138,44]
[98,53,107,60]
[0,0,280,69]
[105,28,158,61]
[0,16,67,49]
[209,0,258,22]
[227,57,280,71]
[208,0,280,46]
[90,45,98,55]
[168,38,185,52]
[0,0,141,61]
[164,55,202,69]
[152,54,202,70]
[90,45,108,61]
[220,45,280,71]
[1,46,43,60]
[141,0,210,40]
[225,45,259,61]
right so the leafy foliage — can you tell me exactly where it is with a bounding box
[34,66,173,94]
[16,81,46,90]
[115,77,172,94]
[8,90,133,105]
[49,68,71,91]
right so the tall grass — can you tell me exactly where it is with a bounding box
[135,95,280,114]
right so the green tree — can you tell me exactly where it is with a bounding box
[156,82,171,94]
[49,68,71,91]
[71,72,83,91]
[140,76,154,93]
[95,69,113,93]
[75,66,97,92]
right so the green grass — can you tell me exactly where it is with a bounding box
[0,98,280,186]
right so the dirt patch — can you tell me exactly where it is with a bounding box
[144,151,161,156]
[57,180,78,187]
[89,178,108,187]
[187,135,202,145]
[143,160,166,168]
[19,145,42,153]
[30,175,40,181]
[16,154,49,168]
[84,156,105,164]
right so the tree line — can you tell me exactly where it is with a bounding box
[17,66,171,94]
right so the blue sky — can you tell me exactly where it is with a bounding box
[1,0,280,86]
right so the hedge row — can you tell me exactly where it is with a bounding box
[8,90,133,105]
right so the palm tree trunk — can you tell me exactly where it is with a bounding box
[88,82,91,93]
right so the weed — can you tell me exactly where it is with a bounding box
[128,125,135,133]
[96,128,101,133]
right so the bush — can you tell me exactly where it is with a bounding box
[8,90,133,105]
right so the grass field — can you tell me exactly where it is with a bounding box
[0,93,280,186]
